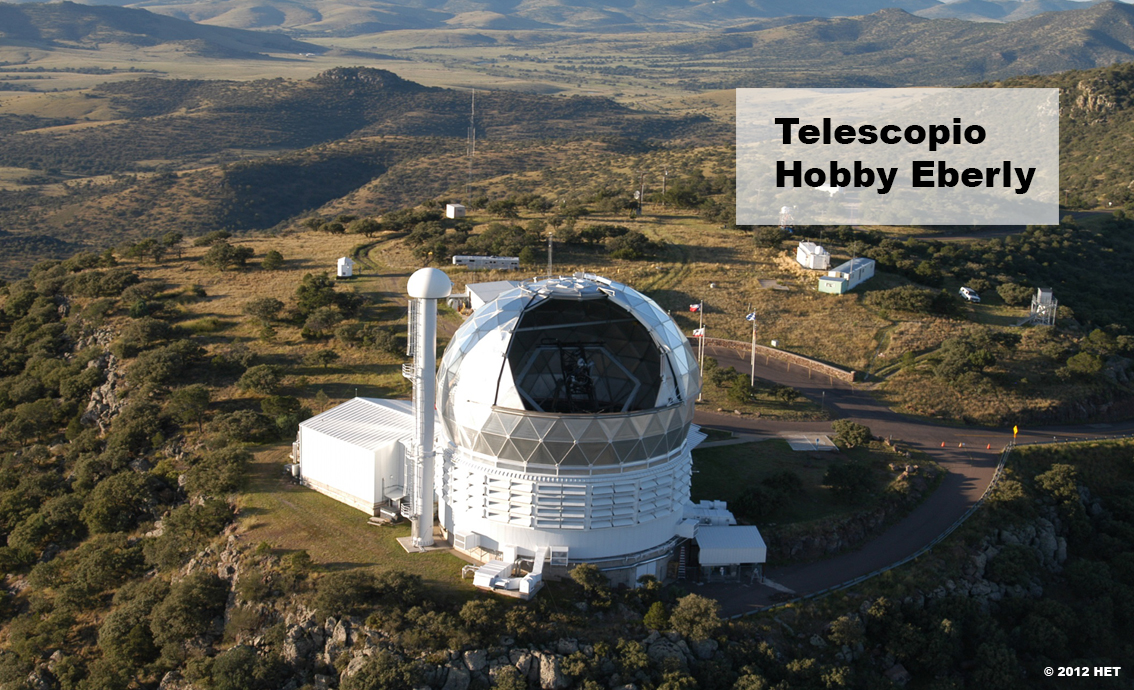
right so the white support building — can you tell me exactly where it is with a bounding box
[818,257,875,294]
[453,255,520,271]
[292,398,432,515]
[337,256,353,278]
[796,242,831,270]
[446,204,466,219]
[467,281,523,310]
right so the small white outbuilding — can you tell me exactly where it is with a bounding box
[446,204,466,219]
[337,256,353,278]
[796,241,831,270]
[292,398,418,515]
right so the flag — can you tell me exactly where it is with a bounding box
[692,328,705,337]
[689,304,701,312]
[745,312,757,322]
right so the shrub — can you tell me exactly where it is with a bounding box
[832,420,872,448]
[150,573,229,648]
[81,472,152,534]
[207,409,277,444]
[237,365,284,395]
[997,282,1033,306]
[193,230,232,247]
[733,484,786,521]
[184,448,250,497]
[643,601,669,631]
[669,594,721,641]
[341,650,422,690]
[315,570,378,617]
[200,242,254,271]
[823,460,874,502]
[261,250,284,271]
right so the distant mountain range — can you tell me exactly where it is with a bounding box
[689,1,1134,86]
[2,0,1121,35]
[0,1,321,55]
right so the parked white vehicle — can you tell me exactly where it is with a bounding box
[959,286,981,303]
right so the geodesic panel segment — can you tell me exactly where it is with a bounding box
[446,401,693,471]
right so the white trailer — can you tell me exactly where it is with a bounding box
[452,255,519,271]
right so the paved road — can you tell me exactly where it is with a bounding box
[691,344,1134,616]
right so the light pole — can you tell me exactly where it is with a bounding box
[547,230,554,277]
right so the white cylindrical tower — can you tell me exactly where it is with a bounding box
[406,267,452,547]
[436,274,702,581]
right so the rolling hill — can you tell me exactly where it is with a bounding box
[5,0,1117,35]
[675,1,1134,86]
[0,1,322,55]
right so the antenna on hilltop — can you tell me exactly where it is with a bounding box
[466,90,476,205]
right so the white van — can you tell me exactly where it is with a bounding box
[959,286,980,303]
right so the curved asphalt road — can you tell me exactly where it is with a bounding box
[692,344,1134,616]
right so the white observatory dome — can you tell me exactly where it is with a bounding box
[436,274,704,575]
[438,274,700,472]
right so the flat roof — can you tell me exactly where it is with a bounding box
[831,257,874,273]
[467,280,523,304]
[299,397,421,451]
[696,525,767,566]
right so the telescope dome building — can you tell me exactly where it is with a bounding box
[436,274,704,583]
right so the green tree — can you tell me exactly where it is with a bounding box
[643,601,669,631]
[261,250,284,271]
[727,375,754,405]
[304,350,340,369]
[150,573,229,649]
[569,563,609,596]
[261,395,302,418]
[669,594,721,641]
[81,472,152,534]
[996,282,1033,306]
[200,242,254,271]
[184,448,250,497]
[753,226,788,248]
[1065,352,1103,376]
[348,218,382,237]
[193,230,231,247]
[237,365,284,395]
[168,384,210,432]
[244,297,284,324]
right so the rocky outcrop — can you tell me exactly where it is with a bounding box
[80,351,124,432]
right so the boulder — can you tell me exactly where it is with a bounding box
[539,654,570,690]
[463,649,487,672]
[441,666,469,690]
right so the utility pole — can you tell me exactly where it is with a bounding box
[638,172,646,217]
[547,230,554,277]
[662,168,669,208]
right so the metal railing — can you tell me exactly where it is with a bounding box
[703,337,857,383]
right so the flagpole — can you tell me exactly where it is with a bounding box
[749,304,756,387]
[697,299,704,402]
